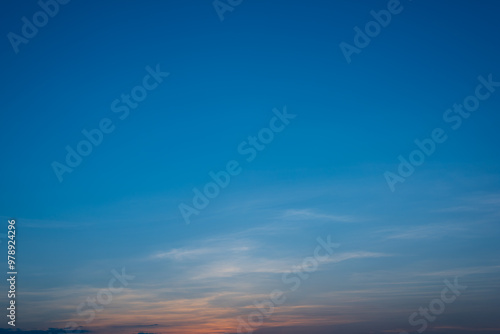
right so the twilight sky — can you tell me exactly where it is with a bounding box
[1,1,500,333]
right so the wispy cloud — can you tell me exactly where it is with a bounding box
[151,247,215,260]
[379,224,468,240]
[151,242,253,261]
[417,265,500,277]
[431,326,500,332]
[282,209,357,222]
[183,251,390,279]
[324,251,391,264]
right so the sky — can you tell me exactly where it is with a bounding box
[1,0,500,333]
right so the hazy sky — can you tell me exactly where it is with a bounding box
[1,1,500,333]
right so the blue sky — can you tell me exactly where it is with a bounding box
[1,0,500,333]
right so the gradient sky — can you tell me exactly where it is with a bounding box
[1,0,500,333]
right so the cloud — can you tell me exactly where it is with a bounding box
[282,209,356,222]
[417,265,500,277]
[110,324,160,329]
[151,244,252,261]
[433,192,500,215]
[379,224,468,240]
[0,329,90,334]
[191,251,390,279]
[151,247,214,260]
[324,251,391,264]
[149,222,389,281]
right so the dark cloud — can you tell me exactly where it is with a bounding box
[109,324,159,329]
[251,324,500,334]
[0,329,90,334]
